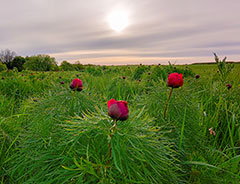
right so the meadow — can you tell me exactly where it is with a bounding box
[0,60,240,183]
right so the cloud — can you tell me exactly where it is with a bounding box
[0,0,240,64]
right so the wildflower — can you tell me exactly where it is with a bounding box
[70,78,83,91]
[122,76,126,79]
[209,128,216,136]
[167,73,183,88]
[226,84,232,90]
[60,81,64,84]
[107,99,129,121]
[195,74,200,79]
[148,72,151,75]
[164,73,184,118]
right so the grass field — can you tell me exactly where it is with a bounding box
[0,62,240,183]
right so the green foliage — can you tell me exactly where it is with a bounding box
[58,110,181,183]
[165,62,195,77]
[60,61,76,71]
[9,56,26,71]
[85,66,103,76]
[151,66,167,81]
[133,65,148,80]
[23,55,58,71]
[0,62,7,71]
[73,61,84,71]
[12,67,18,72]
[214,53,234,83]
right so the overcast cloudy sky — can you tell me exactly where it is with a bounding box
[0,0,240,65]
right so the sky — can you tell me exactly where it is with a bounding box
[0,0,240,65]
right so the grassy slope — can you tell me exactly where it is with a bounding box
[0,63,239,183]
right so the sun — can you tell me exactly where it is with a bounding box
[108,10,129,32]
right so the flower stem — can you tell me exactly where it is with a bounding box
[163,87,173,119]
[107,119,117,164]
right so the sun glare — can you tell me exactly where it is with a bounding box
[108,10,129,32]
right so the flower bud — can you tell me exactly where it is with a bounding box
[108,99,129,121]
[167,73,183,88]
[70,78,83,91]
[195,74,200,79]
[226,84,232,90]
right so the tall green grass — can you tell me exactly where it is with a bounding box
[0,63,239,183]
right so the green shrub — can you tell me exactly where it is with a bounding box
[9,56,26,71]
[73,61,84,71]
[60,61,76,71]
[12,67,18,72]
[24,55,58,71]
[0,62,7,72]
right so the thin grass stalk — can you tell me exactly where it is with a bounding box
[179,106,187,149]
[163,87,173,119]
[107,119,117,164]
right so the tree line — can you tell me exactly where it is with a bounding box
[0,49,84,72]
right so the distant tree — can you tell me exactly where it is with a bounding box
[0,49,17,68]
[23,55,58,71]
[60,60,76,71]
[9,56,26,71]
[0,62,7,72]
[73,61,84,71]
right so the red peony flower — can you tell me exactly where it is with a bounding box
[167,73,183,88]
[70,78,83,91]
[107,99,129,121]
